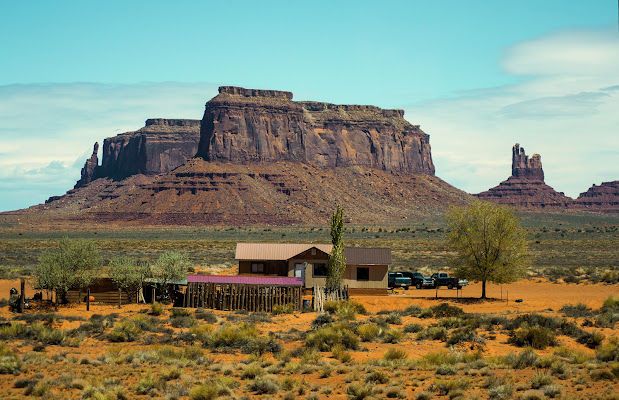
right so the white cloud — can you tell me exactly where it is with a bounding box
[408,27,619,199]
[0,82,218,212]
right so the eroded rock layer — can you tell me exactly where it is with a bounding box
[475,143,573,209]
[197,86,435,174]
[575,181,619,213]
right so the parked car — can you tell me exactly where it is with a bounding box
[399,271,434,289]
[388,272,412,290]
[430,272,468,289]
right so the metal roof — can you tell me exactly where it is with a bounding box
[187,275,303,286]
[235,243,391,265]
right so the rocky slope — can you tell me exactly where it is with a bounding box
[475,144,574,209]
[575,181,619,213]
[75,118,201,187]
[197,86,434,174]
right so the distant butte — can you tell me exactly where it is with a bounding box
[475,144,573,209]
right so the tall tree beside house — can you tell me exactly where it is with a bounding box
[34,237,101,304]
[445,200,528,299]
[108,255,151,302]
[151,250,191,301]
[326,204,346,290]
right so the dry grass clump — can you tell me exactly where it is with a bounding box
[508,326,557,349]
[384,348,407,361]
[108,319,142,342]
[246,375,280,394]
[357,323,381,342]
[346,382,376,400]
[306,323,360,351]
[272,304,294,315]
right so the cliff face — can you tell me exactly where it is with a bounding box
[196,86,435,174]
[475,143,573,209]
[74,119,201,187]
[575,181,619,213]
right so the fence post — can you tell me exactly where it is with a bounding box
[87,288,90,311]
[118,288,122,309]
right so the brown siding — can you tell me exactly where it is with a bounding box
[65,278,133,304]
[239,260,288,276]
[301,264,388,290]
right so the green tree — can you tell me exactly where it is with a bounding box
[151,251,191,301]
[108,255,151,302]
[446,200,528,299]
[34,237,101,304]
[326,204,346,290]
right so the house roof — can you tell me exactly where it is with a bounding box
[188,275,303,286]
[235,243,391,265]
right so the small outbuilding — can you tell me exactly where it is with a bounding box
[235,243,391,293]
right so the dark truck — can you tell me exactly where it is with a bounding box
[388,272,412,290]
[399,271,434,289]
[431,272,468,289]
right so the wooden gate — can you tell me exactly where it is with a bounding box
[312,285,350,312]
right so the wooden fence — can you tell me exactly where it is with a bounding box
[312,285,350,312]
[184,282,303,312]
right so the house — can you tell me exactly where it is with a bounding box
[235,243,391,293]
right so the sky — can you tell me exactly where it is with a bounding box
[0,1,617,212]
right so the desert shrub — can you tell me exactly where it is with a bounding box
[436,364,457,375]
[508,348,539,369]
[108,320,142,342]
[306,323,360,351]
[209,323,257,347]
[331,343,352,362]
[595,311,619,328]
[447,328,481,345]
[384,385,405,398]
[150,302,164,316]
[559,302,596,318]
[384,348,407,361]
[530,372,554,389]
[430,303,464,318]
[404,323,423,333]
[136,376,161,395]
[247,375,279,394]
[0,323,32,341]
[595,337,619,362]
[488,383,513,400]
[346,382,375,400]
[170,316,195,328]
[601,295,619,312]
[543,384,562,398]
[194,308,217,323]
[179,324,213,342]
[505,313,582,339]
[357,324,381,342]
[382,328,405,343]
[32,324,66,345]
[403,304,424,316]
[241,363,266,379]
[431,378,469,396]
[520,389,545,400]
[415,391,434,400]
[385,312,402,325]
[508,326,557,349]
[311,313,334,328]
[418,309,434,319]
[189,384,219,400]
[577,330,604,349]
[14,377,37,388]
[272,304,294,315]
[0,356,21,375]
[160,366,182,381]
[366,370,389,384]
[590,368,614,381]
[549,360,570,379]
[170,308,191,318]
[417,326,448,341]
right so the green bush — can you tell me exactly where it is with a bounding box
[559,303,595,318]
[415,391,434,400]
[430,303,464,318]
[577,330,604,349]
[150,302,164,316]
[357,324,381,342]
[542,384,562,398]
[549,360,570,379]
[382,328,405,343]
[311,313,334,328]
[136,376,160,395]
[601,295,619,312]
[596,337,619,361]
[404,323,423,333]
[272,304,294,315]
[108,320,142,342]
[189,384,219,400]
[487,383,513,400]
[194,308,217,323]
[306,323,360,351]
[170,308,191,318]
[417,326,448,341]
[384,348,407,361]
[0,356,21,375]
[241,363,266,379]
[436,364,457,375]
[447,328,480,345]
[385,312,402,325]
[403,304,424,316]
[247,375,280,394]
[346,383,375,400]
[431,378,469,396]
[508,326,557,349]
[530,372,554,389]
[508,348,539,369]
[170,316,195,328]
[520,389,545,400]
[366,370,389,384]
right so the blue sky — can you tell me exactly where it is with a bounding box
[1,1,618,212]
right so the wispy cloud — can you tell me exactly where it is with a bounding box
[407,27,619,198]
[0,82,218,211]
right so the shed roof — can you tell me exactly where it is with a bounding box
[187,275,303,286]
[235,243,391,265]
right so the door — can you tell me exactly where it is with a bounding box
[294,263,306,285]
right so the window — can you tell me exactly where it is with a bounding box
[357,267,370,281]
[313,263,328,277]
[251,263,264,273]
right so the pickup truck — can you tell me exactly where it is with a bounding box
[388,272,412,290]
[430,272,468,289]
[399,271,434,289]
